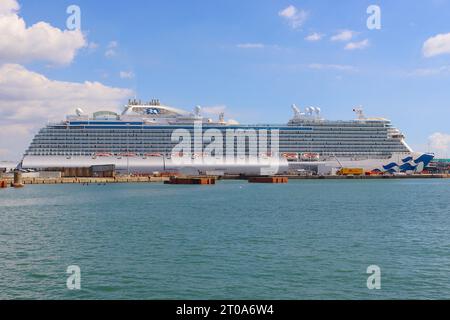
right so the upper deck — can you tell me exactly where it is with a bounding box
[65,100,391,128]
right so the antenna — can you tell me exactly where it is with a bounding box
[353,106,366,120]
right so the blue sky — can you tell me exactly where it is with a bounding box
[1,0,450,160]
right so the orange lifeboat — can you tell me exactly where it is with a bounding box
[281,153,299,160]
[118,152,137,157]
[192,153,206,159]
[171,151,185,158]
[144,153,163,157]
[95,152,112,157]
[301,153,320,161]
[259,152,273,158]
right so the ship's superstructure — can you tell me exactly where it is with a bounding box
[22,99,433,175]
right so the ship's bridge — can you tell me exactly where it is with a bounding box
[120,99,232,125]
[122,99,190,118]
[65,99,234,125]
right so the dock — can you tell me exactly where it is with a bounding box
[286,174,450,180]
[164,176,216,185]
[223,174,450,180]
[0,176,169,186]
[248,176,289,183]
[1,173,449,189]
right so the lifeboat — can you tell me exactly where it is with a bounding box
[281,153,299,160]
[144,153,163,157]
[259,152,273,158]
[301,153,320,161]
[94,152,112,157]
[171,151,185,158]
[118,152,137,157]
[191,153,207,159]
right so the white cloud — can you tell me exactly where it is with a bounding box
[0,64,133,160]
[429,132,450,157]
[108,41,118,48]
[0,123,33,160]
[0,148,11,158]
[331,30,356,42]
[423,33,450,58]
[0,0,19,15]
[119,71,134,79]
[308,63,357,71]
[105,50,116,57]
[236,43,265,49]
[410,66,450,76]
[345,39,370,50]
[87,42,99,50]
[202,105,227,116]
[278,5,308,29]
[105,41,118,57]
[305,32,324,42]
[0,0,86,65]
[0,64,133,120]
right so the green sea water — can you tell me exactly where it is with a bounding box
[0,179,449,299]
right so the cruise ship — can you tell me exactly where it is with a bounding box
[21,99,434,175]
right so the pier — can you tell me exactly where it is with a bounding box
[248,176,289,183]
[0,173,449,189]
[0,176,169,186]
[225,173,450,181]
[164,176,216,185]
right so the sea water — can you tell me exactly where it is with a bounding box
[0,179,449,299]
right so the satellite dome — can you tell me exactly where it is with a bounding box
[227,119,239,125]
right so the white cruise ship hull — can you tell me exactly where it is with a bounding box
[22,152,433,175]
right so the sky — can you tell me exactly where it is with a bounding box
[1,0,450,160]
